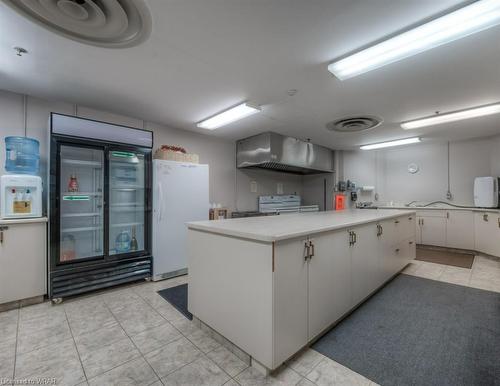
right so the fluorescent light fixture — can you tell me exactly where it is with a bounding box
[197,103,261,130]
[328,0,500,80]
[402,103,500,129]
[360,137,421,150]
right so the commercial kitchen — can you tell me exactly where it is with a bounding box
[0,1,500,385]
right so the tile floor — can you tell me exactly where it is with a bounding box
[1,254,499,386]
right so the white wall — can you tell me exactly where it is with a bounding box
[0,88,304,213]
[342,136,499,206]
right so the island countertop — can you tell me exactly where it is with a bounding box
[187,209,416,242]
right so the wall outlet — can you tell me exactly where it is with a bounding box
[250,180,258,193]
[277,183,283,194]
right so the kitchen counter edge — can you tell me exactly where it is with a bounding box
[0,217,48,225]
[187,210,415,243]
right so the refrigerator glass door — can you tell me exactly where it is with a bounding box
[59,145,104,262]
[109,150,146,255]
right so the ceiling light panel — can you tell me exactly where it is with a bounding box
[197,103,261,130]
[401,103,500,129]
[329,0,500,80]
[360,137,421,150]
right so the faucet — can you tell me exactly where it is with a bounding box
[405,201,418,207]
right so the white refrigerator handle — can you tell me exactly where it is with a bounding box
[158,182,164,222]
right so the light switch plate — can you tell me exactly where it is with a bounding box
[277,183,283,194]
[250,180,258,193]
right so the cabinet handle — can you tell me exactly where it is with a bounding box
[484,214,489,222]
[422,219,424,226]
[353,232,357,244]
[303,241,310,261]
[380,225,383,235]
[408,217,412,220]
[394,220,400,224]
[309,240,315,258]
[348,231,354,246]
[395,248,400,253]
[446,212,450,219]
[0,226,8,244]
[498,218,500,228]
[409,241,414,245]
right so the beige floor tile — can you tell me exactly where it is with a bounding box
[102,289,145,313]
[65,300,117,337]
[206,346,248,377]
[15,339,86,386]
[288,349,325,377]
[0,309,19,343]
[223,380,241,386]
[306,359,370,386]
[19,301,63,322]
[297,378,316,386]
[186,328,221,354]
[235,365,302,386]
[79,336,141,379]
[412,262,446,280]
[145,336,203,378]
[131,322,182,355]
[17,321,72,355]
[112,302,166,336]
[170,317,201,336]
[438,266,472,286]
[470,266,500,282]
[87,357,159,386]
[74,323,128,359]
[473,256,500,269]
[18,307,67,335]
[161,356,230,386]
[401,262,420,275]
[0,338,16,379]
[469,278,500,292]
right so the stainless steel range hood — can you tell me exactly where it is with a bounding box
[236,132,334,175]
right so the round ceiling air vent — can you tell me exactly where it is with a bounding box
[3,0,152,48]
[326,116,383,133]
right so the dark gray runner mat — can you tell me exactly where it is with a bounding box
[313,274,500,386]
[158,283,192,320]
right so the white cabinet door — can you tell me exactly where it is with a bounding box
[308,230,351,340]
[351,223,380,307]
[273,237,309,364]
[446,211,474,250]
[420,217,447,246]
[0,222,46,304]
[378,219,398,282]
[416,218,423,244]
[407,238,416,262]
[474,212,500,257]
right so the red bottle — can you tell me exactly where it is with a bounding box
[68,174,79,192]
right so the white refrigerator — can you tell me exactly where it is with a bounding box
[152,160,209,280]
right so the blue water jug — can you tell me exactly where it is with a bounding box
[115,231,131,253]
[5,136,40,175]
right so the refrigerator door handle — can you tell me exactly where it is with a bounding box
[157,182,164,222]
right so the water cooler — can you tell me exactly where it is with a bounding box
[1,175,42,218]
[1,136,42,219]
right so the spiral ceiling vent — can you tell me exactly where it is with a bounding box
[3,0,152,48]
[326,116,383,133]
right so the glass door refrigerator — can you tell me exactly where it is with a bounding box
[49,113,153,302]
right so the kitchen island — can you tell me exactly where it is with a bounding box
[187,209,416,372]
